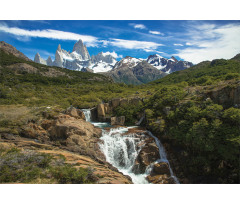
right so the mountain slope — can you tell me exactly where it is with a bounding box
[0,41,31,61]
[150,57,240,86]
[104,57,166,85]
[146,54,193,73]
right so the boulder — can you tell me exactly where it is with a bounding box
[111,116,125,126]
[97,104,105,117]
[132,138,159,174]
[20,123,49,142]
[65,106,86,120]
[152,162,171,176]
[104,103,111,114]
[45,114,104,161]
[146,174,176,184]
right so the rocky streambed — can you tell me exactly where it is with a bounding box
[83,109,179,184]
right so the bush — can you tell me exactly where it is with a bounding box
[0,147,98,184]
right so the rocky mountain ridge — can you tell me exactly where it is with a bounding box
[33,39,193,77]
[34,40,117,73]
[104,57,167,84]
[146,54,193,73]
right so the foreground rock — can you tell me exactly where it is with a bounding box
[0,140,132,184]
[20,108,105,161]
[146,162,176,184]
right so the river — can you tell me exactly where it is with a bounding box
[82,109,179,184]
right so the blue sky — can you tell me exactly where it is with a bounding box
[0,20,240,63]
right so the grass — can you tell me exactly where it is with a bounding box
[0,145,98,184]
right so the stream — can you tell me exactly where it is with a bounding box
[82,109,179,184]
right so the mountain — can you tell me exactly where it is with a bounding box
[146,54,193,73]
[0,41,31,61]
[89,52,117,72]
[104,56,166,85]
[34,40,117,73]
[34,40,193,78]
[34,53,47,65]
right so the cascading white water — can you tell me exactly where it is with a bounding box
[99,126,149,184]
[147,131,180,184]
[81,108,179,184]
[81,109,91,122]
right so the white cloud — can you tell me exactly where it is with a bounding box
[0,24,98,47]
[102,51,122,59]
[129,23,147,30]
[176,23,240,63]
[174,43,183,46]
[109,38,163,52]
[186,42,192,46]
[149,30,164,35]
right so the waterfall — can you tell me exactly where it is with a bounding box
[147,131,180,184]
[81,109,91,122]
[81,109,179,184]
[99,127,149,184]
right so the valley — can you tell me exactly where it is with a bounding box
[0,41,239,184]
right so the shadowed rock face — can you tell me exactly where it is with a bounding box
[132,137,160,174]
[0,41,31,61]
[207,83,240,108]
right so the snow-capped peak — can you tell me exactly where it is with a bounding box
[113,56,141,69]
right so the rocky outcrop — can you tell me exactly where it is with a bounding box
[7,63,67,78]
[151,162,171,176]
[146,162,176,184]
[94,97,143,124]
[111,116,125,126]
[132,137,160,174]
[207,83,240,108]
[20,109,105,162]
[7,63,38,74]
[65,106,86,120]
[0,139,132,184]
[0,41,31,61]
[46,114,105,161]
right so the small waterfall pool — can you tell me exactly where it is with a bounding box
[82,109,179,184]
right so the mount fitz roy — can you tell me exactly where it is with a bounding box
[34,39,193,83]
[34,39,117,73]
